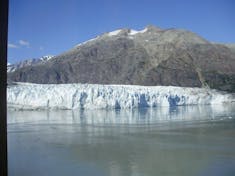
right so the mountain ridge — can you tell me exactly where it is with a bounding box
[7,55,54,73]
[8,25,235,92]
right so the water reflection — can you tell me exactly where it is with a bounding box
[8,104,235,125]
[8,105,235,176]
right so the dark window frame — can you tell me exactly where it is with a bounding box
[0,0,9,176]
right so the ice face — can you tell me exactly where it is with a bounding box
[7,83,235,110]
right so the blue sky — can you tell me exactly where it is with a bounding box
[8,0,235,63]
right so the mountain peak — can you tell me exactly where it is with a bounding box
[107,29,123,36]
[106,27,149,37]
[10,26,235,92]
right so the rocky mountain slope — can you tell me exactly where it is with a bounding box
[222,43,235,54]
[8,25,235,92]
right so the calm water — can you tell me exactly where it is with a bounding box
[8,105,235,176]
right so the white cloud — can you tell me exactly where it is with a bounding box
[8,43,18,48]
[19,40,30,47]
[39,46,44,50]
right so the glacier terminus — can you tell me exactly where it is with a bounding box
[7,82,235,110]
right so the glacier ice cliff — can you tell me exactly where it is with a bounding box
[7,82,235,110]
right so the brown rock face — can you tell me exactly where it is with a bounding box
[8,26,235,92]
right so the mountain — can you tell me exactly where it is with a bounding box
[7,55,54,73]
[8,25,235,92]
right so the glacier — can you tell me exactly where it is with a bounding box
[7,82,235,110]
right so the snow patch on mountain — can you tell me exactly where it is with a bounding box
[129,28,148,35]
[108,29,122,36]
[75,27,149,47]
[108,28,148,36]
[76,37,100,47]
[39,55,54,61]
[7,83,235,110]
